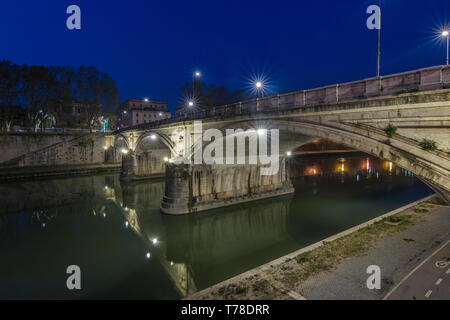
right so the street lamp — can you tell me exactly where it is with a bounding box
[193,70,201,98]
[255,81,264,98]
[442,30,449,65]
[188,100,194,107]
[377,0,381,77]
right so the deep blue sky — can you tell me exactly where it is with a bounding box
[1,0,449,111]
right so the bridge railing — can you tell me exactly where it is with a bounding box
[115,65,450,133]
[205,65,449,117]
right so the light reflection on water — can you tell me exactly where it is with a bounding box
[0,154,432,299]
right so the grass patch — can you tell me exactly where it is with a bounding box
[425,197,448,206]
[279,213,421,287]
[235,285,247,295]
[388,216,402,223]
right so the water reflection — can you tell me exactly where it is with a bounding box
[0,154,432,299]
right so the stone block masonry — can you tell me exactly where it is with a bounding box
[0,133,120,180]
[161,157,294,215]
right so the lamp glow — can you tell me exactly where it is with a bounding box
[121,148,128,154]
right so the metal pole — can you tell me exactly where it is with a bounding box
[447,35,449,65]
[377,0,381,77]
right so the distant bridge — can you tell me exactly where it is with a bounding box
[113,65,450,213]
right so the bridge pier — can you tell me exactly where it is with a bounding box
[120,149,169,181]
[160,157,294,215]
[120,151,138,181]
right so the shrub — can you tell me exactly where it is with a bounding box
[384,124,397,138]
[419,139,437,150]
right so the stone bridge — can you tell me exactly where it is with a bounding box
[113,65,450,213]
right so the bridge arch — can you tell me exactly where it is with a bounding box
[193,118,449,201]
[260,119,449,201]
[113,134,130,162]
[134,131,175,154]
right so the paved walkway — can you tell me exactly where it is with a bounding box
[384,240,450,300]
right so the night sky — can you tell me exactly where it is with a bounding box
[1,0,449,112]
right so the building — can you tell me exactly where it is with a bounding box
[47,100,102,129]
[117,99,171,128]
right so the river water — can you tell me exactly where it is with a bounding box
[0,153,432,299]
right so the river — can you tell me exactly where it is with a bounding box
[0,153,432,299]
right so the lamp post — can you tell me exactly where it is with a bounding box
[443,30,449,65]
[255,81,263,98]
[193,71,201,98]
[377,0,381,77]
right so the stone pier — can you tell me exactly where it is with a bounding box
[161,157,294,215]
[120,149,169,181]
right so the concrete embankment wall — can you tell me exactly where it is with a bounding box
[0,133,83,163]
[0,133,120,180]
